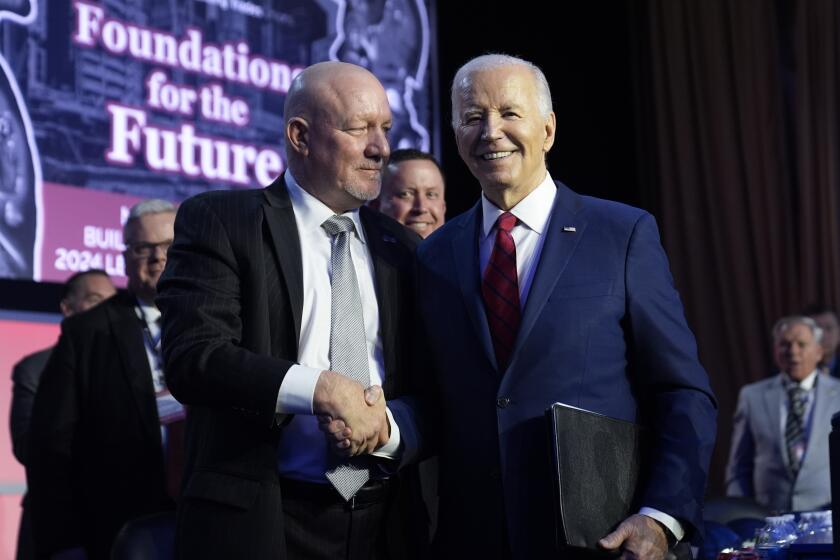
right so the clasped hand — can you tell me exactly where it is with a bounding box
[312,370,389,457]
[599,514,669,560]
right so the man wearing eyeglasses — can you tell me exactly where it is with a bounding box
[28,199,180,560]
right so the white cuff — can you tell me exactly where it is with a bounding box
[639,507,685,542]
[371,407,401,459]
[275,365,322,415]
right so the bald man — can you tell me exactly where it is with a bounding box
[158,62,425,559]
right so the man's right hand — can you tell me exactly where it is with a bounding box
[313,370,386,455]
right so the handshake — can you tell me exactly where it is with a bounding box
[312,370,390,457]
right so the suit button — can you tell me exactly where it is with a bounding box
[489,467,500,480]
[496,397,510,409]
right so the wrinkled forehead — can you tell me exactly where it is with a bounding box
[455,66,538,111]
[314,73,391,124]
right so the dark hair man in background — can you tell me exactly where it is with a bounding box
[726,315,840,512]
[157,61,424,559]
[371,148,446,238]
[27,199,180,559]
[803,303,840,378]
[407,54,717,559]
[10,269,115,560]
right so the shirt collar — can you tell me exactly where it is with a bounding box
[134,297,161,323]
[782,369,819,391]
[481,172,556,239]
[285,170,367,245]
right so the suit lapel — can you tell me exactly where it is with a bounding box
[507,182,588,373]
[806,375,838,468]
[452,202,498,372]
[111,294,160,442]
[762,377,786,466]
[361,208,398,390]
[263,176,304,345]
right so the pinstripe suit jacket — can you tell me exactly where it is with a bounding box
[157,175,423,559]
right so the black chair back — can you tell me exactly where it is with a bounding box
[111,511,176,560]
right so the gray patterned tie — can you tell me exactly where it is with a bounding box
[322,215,371,500]
[784,384,808,475]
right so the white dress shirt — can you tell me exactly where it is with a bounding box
[135,299,185,444]
[481,172,685,541]
[275,171,400,483]
[135,301,165,392]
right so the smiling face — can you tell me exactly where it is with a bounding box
[453,64,555,209]
[286,63,392,213]
[379,158,446,237]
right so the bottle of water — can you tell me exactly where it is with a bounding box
[796,512,813,541]
[796,510,832,544]
[755,515,798,560]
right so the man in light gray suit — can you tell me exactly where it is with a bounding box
[726,315,840,512]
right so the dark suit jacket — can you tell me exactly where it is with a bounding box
[10,346,52,466]
[27,292,172,559]
[156,176,423,559]
[411,181,718,558]
[11,346,51,560]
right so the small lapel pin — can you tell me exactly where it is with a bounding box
[562,226,577,233]
[383,234,397,243]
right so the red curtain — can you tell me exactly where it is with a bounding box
[631,0,840,493]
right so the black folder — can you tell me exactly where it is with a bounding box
[546,402,649,558]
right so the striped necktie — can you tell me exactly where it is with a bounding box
[784,384,808,475]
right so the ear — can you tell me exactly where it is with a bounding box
[60,300,72,317]
[286,117,310,156]
[543,111,556,153]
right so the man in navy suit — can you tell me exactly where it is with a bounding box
[406,54,717,559]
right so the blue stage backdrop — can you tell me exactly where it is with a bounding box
[0,0,437,284]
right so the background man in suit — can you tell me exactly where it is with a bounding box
[157,61,423,560]
[10,269,115,560]
[726,315,840,511]
[803,303,840,378]
[407,54,717,559]
[27,200,179,559]
[371,148,446,238]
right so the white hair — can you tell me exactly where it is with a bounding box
[124,199,176,241]
[772,315,824,344]
[450,54,553,128]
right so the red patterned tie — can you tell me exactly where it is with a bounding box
[482,212,521,369]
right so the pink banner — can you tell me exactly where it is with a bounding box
[0,318,61,559]
[38,182,144,286]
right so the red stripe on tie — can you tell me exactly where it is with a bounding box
[482,212,521,370]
